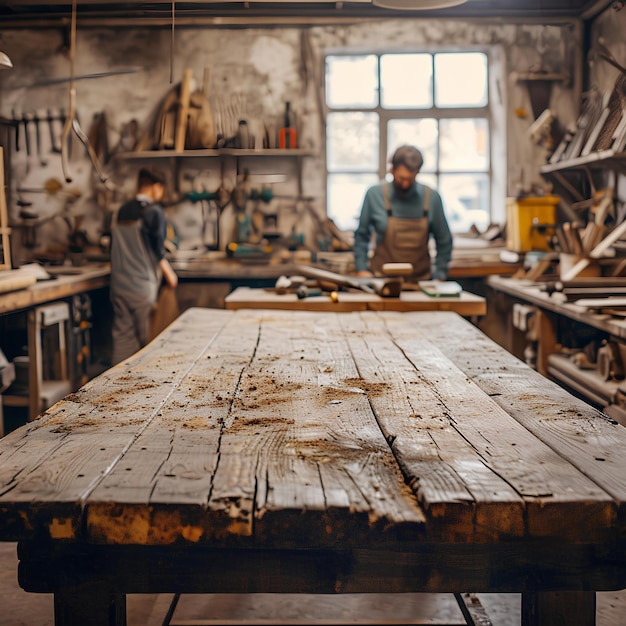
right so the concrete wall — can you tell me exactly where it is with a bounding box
[0,17,582,266]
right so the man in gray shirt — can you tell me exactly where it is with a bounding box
[110,168,178,364]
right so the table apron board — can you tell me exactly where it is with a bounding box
[17,542,626,596]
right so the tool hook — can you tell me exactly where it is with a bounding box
[61,0,114,190]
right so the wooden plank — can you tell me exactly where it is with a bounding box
[562,219,626,281]
[415,310,626,525]
[85,309,425,547]
[0,309,231,541]
[0,264,110,315]
[87,308,261,544]
[211,310,425,547]
[369,290,486,315]
[175,68,193,152]
[344,312,615,543]
[338,312,523,542]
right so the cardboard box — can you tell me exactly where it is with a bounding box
[506,196,560,252]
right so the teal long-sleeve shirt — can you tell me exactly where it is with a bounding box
[353,181,453,280]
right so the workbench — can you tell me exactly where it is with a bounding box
[1,307,625,625]
[171,257,518,280]
[485,275,626,422]
[0,264,110,315]
[172,256,512,310]
[0,264,111,424]
[225,285,487,316]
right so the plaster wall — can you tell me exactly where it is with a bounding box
[0,18,581,266]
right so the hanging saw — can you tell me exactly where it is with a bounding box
[61,0,113,189]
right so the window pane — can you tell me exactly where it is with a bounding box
[327,173,379,232]
[381,53,432,109]
[326,55,379,108]
[327,112,379,172]
[439,173,490,233]
[387,118,438,172]
[440,118,489,172]
[417,173,438,189]
[434,52,488,108]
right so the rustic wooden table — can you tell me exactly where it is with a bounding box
[1,308,625,625]
[225,286,487,316]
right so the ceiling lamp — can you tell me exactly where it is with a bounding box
[372,0,468,9]
[0,52,12,69]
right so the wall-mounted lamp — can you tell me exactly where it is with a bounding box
[0,52,12,69]
[372,0,467,9]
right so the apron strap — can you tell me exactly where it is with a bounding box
[384,182,431,216]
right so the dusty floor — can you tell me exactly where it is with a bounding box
[2,543,626,625]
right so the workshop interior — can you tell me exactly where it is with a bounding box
[1,0,626,441]
[1,1,626,623]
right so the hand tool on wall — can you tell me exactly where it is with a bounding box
[185,189,222,250]
[231,169,251,243]
[22,113,32,158]
[226,241,272,260]
[11,109,20,152]
[47,109,60,154]
[33,111,46,166]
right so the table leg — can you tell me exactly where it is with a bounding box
[54,583,126,626]
[521,591,596,625]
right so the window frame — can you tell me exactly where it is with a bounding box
[324,47,504,233]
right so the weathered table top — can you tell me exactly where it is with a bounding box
[1,307,626,624]
[225,286,486,315]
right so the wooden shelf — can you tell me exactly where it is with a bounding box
[540,149,626,174]
[547,352,621,409]
[115,148,314,160]
[512,72,569,82]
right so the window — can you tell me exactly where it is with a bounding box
[325,51,492,234]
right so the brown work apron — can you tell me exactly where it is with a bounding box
[370,183,431,279]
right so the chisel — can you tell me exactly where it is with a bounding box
[33,111,46,166]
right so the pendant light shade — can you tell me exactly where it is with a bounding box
[372,0,468,9]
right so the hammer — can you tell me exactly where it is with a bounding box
[296,285,322,299]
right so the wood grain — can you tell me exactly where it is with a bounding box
[0,308,623,554]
